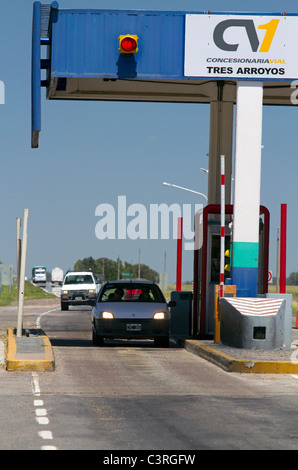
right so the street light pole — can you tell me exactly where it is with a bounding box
[163,182,208,202]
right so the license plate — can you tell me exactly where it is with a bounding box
[126,323,142,332]
[75,296,82,300]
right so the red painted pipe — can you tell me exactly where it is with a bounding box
[176,217,183,292]
[280,204,287,294]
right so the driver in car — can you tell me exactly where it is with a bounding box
[108,288,124,301]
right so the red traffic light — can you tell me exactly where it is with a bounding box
[121,37,136,52]
[118,35,138,53]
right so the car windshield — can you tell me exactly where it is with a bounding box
[99,283,165,303]
[64,275,93,284]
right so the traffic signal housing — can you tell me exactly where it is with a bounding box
[118,34,139,54]
[224,249,230,274]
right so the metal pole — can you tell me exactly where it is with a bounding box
[220,155,225,298]
[16,218,21,301]
[163,182,208,202]
[17,209,29,338]
[176,217,183,292]
[138,248,141,278]
[276,227,280,292]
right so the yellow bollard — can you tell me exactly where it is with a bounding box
[214,285,237,344]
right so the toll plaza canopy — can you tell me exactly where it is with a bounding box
[32,1,298,147]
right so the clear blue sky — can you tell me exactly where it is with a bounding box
[0,0,297,283]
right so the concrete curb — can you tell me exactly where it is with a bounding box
[177,338,298,374]
[5,327,298,374]
[6,327,55,372]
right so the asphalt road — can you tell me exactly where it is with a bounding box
[1,299,298,450]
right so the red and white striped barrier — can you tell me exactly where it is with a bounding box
[224,297,284,316]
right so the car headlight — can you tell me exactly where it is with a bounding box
[62,290,69,294]
[89,289,96,293]
[101,311,114,319]
[153,312,166,320]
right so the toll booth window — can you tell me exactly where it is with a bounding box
[211,235,230,283]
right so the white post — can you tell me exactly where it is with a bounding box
[16,218,21,301]
[17,209,29,338]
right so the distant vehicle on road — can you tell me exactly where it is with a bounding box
[51,267,64,286]
[60,270,100,310]
[32,266,47,287]
[92,279,175,347]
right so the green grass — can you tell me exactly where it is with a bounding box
[0,282,56,306]
[162,284,192,300]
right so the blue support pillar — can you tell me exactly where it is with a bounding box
[31,1,41,148]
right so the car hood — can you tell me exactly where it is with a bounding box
[94,301,170,319]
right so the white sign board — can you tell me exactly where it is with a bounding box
[185,14,298,80]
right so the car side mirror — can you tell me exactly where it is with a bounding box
[167,300,176,308]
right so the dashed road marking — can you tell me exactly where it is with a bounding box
[31,372,41,396]
[32,372,57,450]
[32,307,59,450]
[35,408,48,417]
[38,430,53,440]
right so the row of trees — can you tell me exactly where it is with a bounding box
[287,272,298,286]
[270,272,298,285]
[73,256,159,283]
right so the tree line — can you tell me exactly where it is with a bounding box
[286,272,298,286]
[73,256,159,283]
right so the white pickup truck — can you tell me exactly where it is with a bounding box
[60,271,101,310]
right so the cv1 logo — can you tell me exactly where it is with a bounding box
[213,19,279,53]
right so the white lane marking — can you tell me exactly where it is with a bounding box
[34,400,44,407]
[36,308,60,328]
[38,431,53,440]
[31,372,41,396]
[36,408,47,417]
[32,306,60,450]
[36,416,49,425]
[31,372,57,450]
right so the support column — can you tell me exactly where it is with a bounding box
[208,87,233,205]
[232,82,263,297]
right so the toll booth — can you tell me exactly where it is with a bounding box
[193,204,269,338]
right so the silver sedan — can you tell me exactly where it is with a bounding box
[92,280,175,347]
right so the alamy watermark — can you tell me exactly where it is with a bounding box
[0,81,4,104]
[95,196,203,250]
[290,80,298,105]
